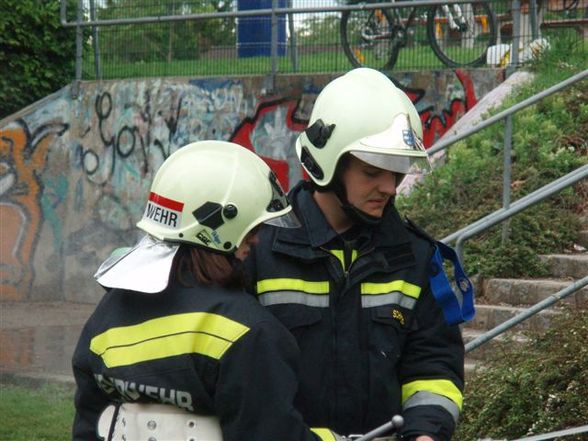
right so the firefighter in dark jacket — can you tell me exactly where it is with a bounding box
[72,141,345,441]
[245,68,468,441]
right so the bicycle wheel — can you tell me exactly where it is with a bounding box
[340,3,400,70]
[426,2,497,67]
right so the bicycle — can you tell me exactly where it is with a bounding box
[340,0,498,70]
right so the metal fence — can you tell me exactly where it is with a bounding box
[61,0,588,81]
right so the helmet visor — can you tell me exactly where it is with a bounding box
[350,113,431,175]
[263,171,301,228]
[266,171,289,212]
[351,151,431,175]
[264,208,300,228]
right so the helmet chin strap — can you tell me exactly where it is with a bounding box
[341,203,384,226]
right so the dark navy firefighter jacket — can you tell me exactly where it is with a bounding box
[72,277,341,441]
[245,181,465,441]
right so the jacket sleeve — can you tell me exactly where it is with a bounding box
[214,319,339,441]
[72,326,111,441]
[397,283,465,441]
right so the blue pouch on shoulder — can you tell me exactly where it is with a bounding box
[429,241,475,325]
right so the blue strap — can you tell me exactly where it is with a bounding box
[429,241,475,325]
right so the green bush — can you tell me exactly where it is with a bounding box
[397,41,588,279]
[0,0,82,119]
[456,309,588,440]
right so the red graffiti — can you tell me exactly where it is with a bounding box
[404,69,478,148]
[232,70,478,189]
[231,98,306,191]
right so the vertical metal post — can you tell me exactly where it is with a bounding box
[287,0,299,72]
[502,114,513,244]
[509,0,521,74]
[270,0,279,85]
[502,0,521,244]
[529,0,539,40]
[73,0,84,98]
[89,0,102,80]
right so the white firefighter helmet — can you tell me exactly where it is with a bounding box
[95,141,298,293]
[136,140,297,253]
[295,67,430,187]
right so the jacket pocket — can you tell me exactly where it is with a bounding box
[368,305,411,362]
[267,304,323,338]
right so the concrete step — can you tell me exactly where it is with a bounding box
[464,304,560,332]
[482,278,588,308]
[578,230,588,249]
[462,328,529,362]
[578,212,588,230]
[464,361,480,378]
[539,253,588,279]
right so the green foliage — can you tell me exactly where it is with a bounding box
[0,0,82,119]
[96,0,236,63]
[297,15,341,45]
[456,309,588,440]
[0,381,75,441]
[397,41,588,279]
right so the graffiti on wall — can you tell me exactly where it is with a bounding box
[231,69,479,191]
[0,69,490,301]
[231,97,309,190]
[394,69,478,147]
[0,121,68,300]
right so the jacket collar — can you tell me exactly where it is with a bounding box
[275,181,413,252]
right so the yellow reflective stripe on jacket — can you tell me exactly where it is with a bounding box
[311,428,337,441]
[360,280,422,308]
[257,278,329,294]
[361,280,421,298]
[90,312,250,368]
[402,379,463,410]
[256,278,330,307]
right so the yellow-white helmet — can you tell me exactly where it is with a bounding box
[296,67,430,187]
[136,140,297,253]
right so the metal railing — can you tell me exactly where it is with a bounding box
[510,424,588,441]
[433,68,588,258]
[58,0,588,82]
[451,165,588,261]
[465,275,588,352]
[429,70,587,348]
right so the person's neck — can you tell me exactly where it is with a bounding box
[313,190,354,234]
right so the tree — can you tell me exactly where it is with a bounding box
[0,0,80,119]
[95,0,236,63]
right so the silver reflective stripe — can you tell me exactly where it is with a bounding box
[258,291,330,307]
[361,292,417,309]
[402,391,460,424]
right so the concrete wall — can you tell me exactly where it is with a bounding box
[0,69,504,303]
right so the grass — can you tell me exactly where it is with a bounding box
[455,309,588,440]
[0,381,75,441]
[396,35,588,279]
[82,44,454,80]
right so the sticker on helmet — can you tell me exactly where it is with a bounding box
[143,192,184,229]
[196,230,213,246]
[402,129,415,147]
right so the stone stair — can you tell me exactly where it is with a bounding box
[462,211,588,374]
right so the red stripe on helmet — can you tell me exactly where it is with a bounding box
[148,192,184,211]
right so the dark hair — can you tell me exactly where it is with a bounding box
[172,245,244,290]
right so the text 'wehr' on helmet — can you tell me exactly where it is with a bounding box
[295,67,431,188]
[136,140,299,253]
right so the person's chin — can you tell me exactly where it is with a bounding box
[363,208,384,218]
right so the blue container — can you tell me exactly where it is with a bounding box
[237,0,287,57]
